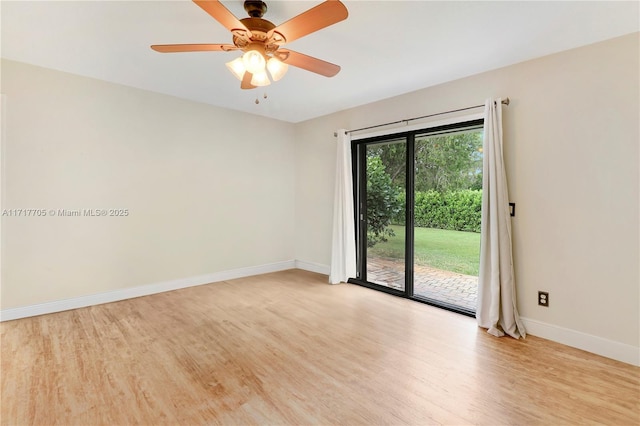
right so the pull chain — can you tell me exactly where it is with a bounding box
[255,92,268,105]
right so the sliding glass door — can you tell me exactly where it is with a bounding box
[353,120,483,315]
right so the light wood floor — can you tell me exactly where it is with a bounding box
[1,270,639,425]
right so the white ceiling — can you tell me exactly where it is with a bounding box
[2,1,638,123]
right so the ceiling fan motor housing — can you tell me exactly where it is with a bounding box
[239,17,275,34]
[234,17,281,54]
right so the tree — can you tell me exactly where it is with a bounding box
[376,143,406,189]
[366,156,401,247]
[366,131,483,193]
[415,132,483,192]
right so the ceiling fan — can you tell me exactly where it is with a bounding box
[151,0,348,90]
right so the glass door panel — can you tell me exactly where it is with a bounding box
[364,139,406,291]
[412,129,483,312]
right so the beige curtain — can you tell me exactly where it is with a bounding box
[329,130,357,284]
[476,98,526,339]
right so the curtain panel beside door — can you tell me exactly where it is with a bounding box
[476,98,526,339]
[329,130,357,284]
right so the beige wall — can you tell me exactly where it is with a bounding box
[294,33,639,349]
[1,59,295,308]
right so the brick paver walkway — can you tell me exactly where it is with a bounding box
[367,257,477,311]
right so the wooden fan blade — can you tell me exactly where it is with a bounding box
[279,49,340,77]
[151,44,238,53]
[193,0,248,33]
[241,72,257,90]
[268,1,348,44]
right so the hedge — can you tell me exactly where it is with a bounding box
[392,189,482,232]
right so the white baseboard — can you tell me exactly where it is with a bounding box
[294,260,330,276]
[521,317,640,367]
[0,260,296,322]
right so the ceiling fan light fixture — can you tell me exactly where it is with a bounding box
[225,57,246,81]
[250,70,271,87]
[242,49,266,74]
[267,57,288,81]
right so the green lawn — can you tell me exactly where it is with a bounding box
[368,225,481,276]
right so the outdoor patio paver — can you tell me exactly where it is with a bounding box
[367,257,477,311]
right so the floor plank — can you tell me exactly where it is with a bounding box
[1,269,639,425]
